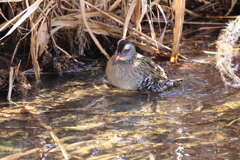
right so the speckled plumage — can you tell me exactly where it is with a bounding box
[106,40,181,92]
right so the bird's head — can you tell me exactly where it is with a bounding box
[113,40,136,65]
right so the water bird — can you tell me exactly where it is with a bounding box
[106,39,182,92]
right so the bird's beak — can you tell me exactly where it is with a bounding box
[112,53,122,65]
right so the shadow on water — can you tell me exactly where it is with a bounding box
[1,54,240,160]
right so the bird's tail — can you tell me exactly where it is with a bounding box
[152,78,183,92]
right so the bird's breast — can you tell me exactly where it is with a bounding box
[106,60,142,90]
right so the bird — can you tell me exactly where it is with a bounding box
[106,39,182,92]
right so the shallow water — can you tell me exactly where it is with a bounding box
[0,54,240,160]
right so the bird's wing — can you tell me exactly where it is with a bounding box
[137,56,168,82]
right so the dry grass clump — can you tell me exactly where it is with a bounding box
[0,0,174,76]
[216,16,240,87]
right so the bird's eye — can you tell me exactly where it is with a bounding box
[123,49,130,53]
